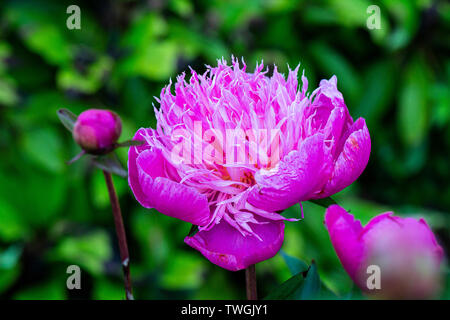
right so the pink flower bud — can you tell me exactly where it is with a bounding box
[325,205,445,299]
[73,109,122,154]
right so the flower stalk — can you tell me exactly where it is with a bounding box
[58,108,137,299]
[245,264,257,300]
[103,170,134,300]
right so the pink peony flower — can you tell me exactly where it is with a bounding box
[73,109,122,153]
[128,58,371,271]
[325,205,445,299]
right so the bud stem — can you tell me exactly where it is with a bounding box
[245,264,257,300]
[67,150,86,165]
[102,170,134,300]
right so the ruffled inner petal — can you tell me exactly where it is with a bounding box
[320,118,371,197]
[248,133,332,212]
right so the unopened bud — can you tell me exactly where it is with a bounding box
[73,109,122,154]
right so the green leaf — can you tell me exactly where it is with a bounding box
[20,24,71,66]
[0,267,20,293]
[310,43,361,105]
[57,56,113,94]
[398,57,430,147]
[119,41,178,81]
[194,271,236,299]
[170,0,194,17]
[0,198,27,241]
[161,252,205,290]
[131,208,171,268]
[121,12,167,48]
[309,197,337,208]
[0,235,22,294]
[21,127,66,173]
[91,153,127,178]
[0,244,23,270]
[430,83,450,128]
[344,284,365,300]
[93,278,126,300]
[300,261,321,299]
[303,6,338,25]
[169,23,229,62]
[0,169,67,227]
[265,260,324,300]
[264,272,305,300]
[280,250,309,275]
[0,79,19,107]
[329,0,371,27]
[355,61,396,126]
[57,108,78,133]
[14,280,66,300]
[49,231,112,276]
[385,0,420,50]
[5,2,72,66]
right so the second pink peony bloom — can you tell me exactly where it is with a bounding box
[325,205,444,299]
[128,58,371,271]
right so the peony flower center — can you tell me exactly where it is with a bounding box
[239,171,256,187]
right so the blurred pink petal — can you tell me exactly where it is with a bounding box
[324,204,365,282]
[325,205,444,299]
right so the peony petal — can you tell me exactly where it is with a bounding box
[185,218,285,271]
[418,218,445,263]
[313,76,346,109]
[128,129,211,226]
[320,118,371,198]
[248,133,332,212]
[128,128,154,207]
[324,205,365,282]
[308,76,350,129]
[360,213,445,264]
[323,106,348,155]
[326,207,445,298]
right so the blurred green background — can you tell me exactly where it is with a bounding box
[0,0,449,299]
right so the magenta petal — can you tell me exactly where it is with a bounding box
[248,133,332,212]
[326,207,444,298]
[324,205,365,282]
[184,219,285,271]
[321,118,371,197]
[128,129,211,226]
[360,213,445,263]
[315,76,345,109]
[128,128,154,207]
[308,76,349,126]
[74,109,122,151]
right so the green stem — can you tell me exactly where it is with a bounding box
[245,264,257,300]
[103,170,134,300]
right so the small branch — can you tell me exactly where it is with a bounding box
[245,264,257,300]
[103,170,134,300]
